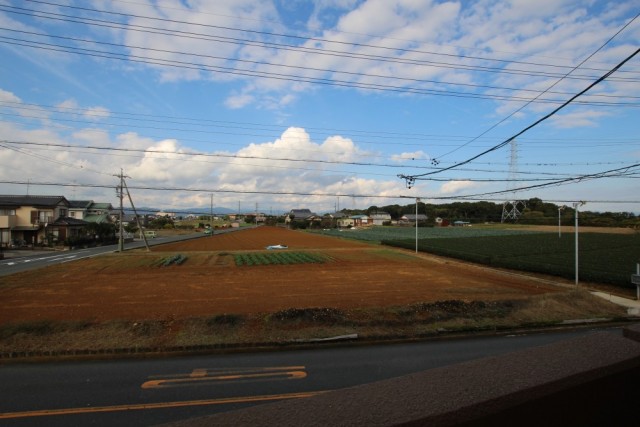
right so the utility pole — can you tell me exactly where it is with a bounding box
[573,201,586,286]
[210,194,213,236]
[122,178,149,251]
[415,198,420,253]
[118,169,124,253]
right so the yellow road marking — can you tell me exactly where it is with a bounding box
[0,391,328,420]
[142,366,307,389]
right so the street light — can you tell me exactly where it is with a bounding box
[573,201,586,286]
[558,205,566,238]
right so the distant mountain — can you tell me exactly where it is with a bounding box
[120,206,263,216]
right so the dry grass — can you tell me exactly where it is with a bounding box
[0,290,629,357]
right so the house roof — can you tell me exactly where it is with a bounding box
[289,209,317,219]
[69,200,93,209]
[402,214,429,221]
[84,213,111,223]
[0,195,69,208]
[50,216,89,226]
[90,202,113,210]
[370,212,391,218]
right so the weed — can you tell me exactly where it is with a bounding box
[270,307,346,324]
[206,314,245,328]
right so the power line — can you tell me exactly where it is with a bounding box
[3,3,639,86]
[432,10,640,162]
[4,26,640,104]
[25,0,640,77]
[6,35,638,106]
[398,47,640,186]
[4,101,639,150]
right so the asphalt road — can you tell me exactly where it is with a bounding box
[0,229,243,277]
[0,327,620,427]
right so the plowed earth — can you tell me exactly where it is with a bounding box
[0,227,562,324]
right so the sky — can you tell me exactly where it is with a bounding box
[0,0,639,215]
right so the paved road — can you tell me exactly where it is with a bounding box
[0,228,245,277]
[0,327,620,427]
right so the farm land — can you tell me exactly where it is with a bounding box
[317,225,640,288]
[0,226,634,356]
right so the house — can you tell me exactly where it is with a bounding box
[350,214,372,227]
[156,211,176,218]
[400,213,429,224]
[369,212,391,226]
[337,217,354,228]
[69,200,113,224]
[285,209,319,226]
[0,195,82,246]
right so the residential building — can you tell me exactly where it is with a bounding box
[0,195,75,246]
[350,214,372,227]
[400,213,429,224]
[370,212,392,225]
[69,200,113,224]
[285,209,321,228]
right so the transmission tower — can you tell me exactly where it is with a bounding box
[501,139,526,223]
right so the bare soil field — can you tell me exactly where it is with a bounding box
[0,226,567,325]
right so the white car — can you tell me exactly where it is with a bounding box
[265,244,288,250]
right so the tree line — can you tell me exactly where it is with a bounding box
[341,198,639,228]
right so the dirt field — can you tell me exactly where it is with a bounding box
[0,227,564,325]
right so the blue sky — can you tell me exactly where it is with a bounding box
[0,0,639,215]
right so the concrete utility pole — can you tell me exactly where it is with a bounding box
[573,201,586,286]
[415,198,420,253]
[118,169,124,253]
[123,178,149,252]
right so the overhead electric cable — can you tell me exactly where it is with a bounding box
[398,47,640,186]
[24,0,639,77]
[5,35,637,105]
[2,4,638,84]
[431,10,640,162]
[6,27,640,101]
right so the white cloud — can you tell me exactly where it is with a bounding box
[84,106,111,120]
[391,151,428,162]
[550,110,611,128]
[0,88,21,103]
[439,180,480,194]
[225,93,255,109]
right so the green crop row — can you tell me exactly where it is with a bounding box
[234,252,329,266]
[315,226,539,243]
[383,232,640,288]
[159,253,187,267]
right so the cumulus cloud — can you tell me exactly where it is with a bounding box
[391,151,429,162]
[0,88,21,103]
[549,110,611,128]
[439,180,481,195]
